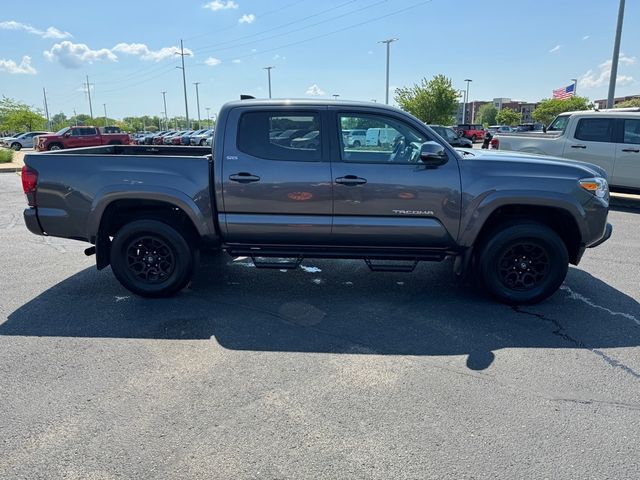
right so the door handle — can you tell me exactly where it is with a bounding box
[229,172,261,183]
[622,148,640,153]
[335,175,367,186]
[571,145,587,149]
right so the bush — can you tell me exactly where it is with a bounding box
[0,148,14,163]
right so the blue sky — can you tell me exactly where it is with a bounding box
[1,0,639,119]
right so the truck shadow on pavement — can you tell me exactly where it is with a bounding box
[3,253,639,371]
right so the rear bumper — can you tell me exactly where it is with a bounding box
[23,208,44,236]
[588,222,612,248]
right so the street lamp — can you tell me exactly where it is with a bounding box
[193,82,202,128]
[332,94,340,100]
[161,91,168,130]
[463,79,472,124]
[102,103,108,128]
[379,38,398,105]
[205,107,211,128]
[263,66,275,99]
[607,0,626,108]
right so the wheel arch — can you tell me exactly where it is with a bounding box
[460,193,587,265]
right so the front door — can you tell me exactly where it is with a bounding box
[613,118,640,189]
[221,107,333,244]
[67,127,101,148]
[562,117,616,174]
[330,110,461,247]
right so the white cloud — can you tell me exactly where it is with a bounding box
[367,50,373,55]
[251,48,257,53]
[43,41,117,68]
[582,35,590,40]
[205,57,222,66]
[0,56,36,74]
[203,1,238,10]
[232,59,242,63]
[549,45,561,53]
[306,84,325,96]
[239,13,255,24]
[580,54,636,89]
[273,54,286,61]
[112,43,190,62]
[0,20,72,39]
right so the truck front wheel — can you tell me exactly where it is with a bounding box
[110,220,197,297]
[476,222,568,305]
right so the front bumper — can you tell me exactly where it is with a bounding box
[588,222,612,248]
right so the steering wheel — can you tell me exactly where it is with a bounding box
[389,136,406,162]
[408,142,421,163]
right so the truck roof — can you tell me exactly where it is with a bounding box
[560,109,640,117]
[222,98,406,113]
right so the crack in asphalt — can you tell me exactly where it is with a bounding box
[512,306,640,380]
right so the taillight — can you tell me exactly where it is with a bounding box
[490,138,499,149]
[21,165,38,206]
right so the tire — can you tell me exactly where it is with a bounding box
[476,222,568,305]
[199,139,206,146]
[353,140,361,147]
[110,220,198,298]
[471,134,477,142]
[10,142,21,151]
[48,143,63,151]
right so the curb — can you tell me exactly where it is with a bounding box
[0,165,22,173]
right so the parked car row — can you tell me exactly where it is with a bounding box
[134,129,214,146]
[1,131,52,150]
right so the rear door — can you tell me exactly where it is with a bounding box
[329,109,461,247]
[612,118,640,189]
[562,117,616,174]
[221,106,333,243]
[67,127,101,148]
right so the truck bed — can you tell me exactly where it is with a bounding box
[35,144,212,157]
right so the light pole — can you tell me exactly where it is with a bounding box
[159,114,164,130]
[463,79,472,124]
[571,78,578,97]
[161,91,168,130]
[193,82,201,128]
[379,38,398,105]
[85,75,94,119]
[607,0,625,108]
[42,88,51,130]
[205,107,211,128]
[103,103,108,127]
[175,39,191,128]
[263,66,274,98]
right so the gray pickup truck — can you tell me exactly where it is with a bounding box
[22,99,612,304]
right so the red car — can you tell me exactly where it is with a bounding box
[35,126,130,151]
[455,123,486,143]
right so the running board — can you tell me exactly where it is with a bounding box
[250,255,303,269]
[365,259,419,272]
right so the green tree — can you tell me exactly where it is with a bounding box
[51,112,68,131]
[0,97,47,132]
[615,98,640,108]
[477,104,498,126]
[394,75,460,124]
[495,108,522,126]
[532,96,591,126]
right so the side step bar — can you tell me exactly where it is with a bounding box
[364,259,419,272]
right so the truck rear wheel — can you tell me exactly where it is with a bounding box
[110,220,197,298]
[476,222,568,305]
[48,143,63,151]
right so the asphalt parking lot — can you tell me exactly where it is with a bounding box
[0,173,638,479]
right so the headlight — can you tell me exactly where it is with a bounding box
[579,177,608,198]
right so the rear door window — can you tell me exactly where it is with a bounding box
[622,119,640,145]
[574,118,614,143]
[237,111,321,161]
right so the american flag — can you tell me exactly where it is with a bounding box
[553,83,575,99]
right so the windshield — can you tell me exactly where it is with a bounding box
[55,127,70,135]
[547,115,570,132]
